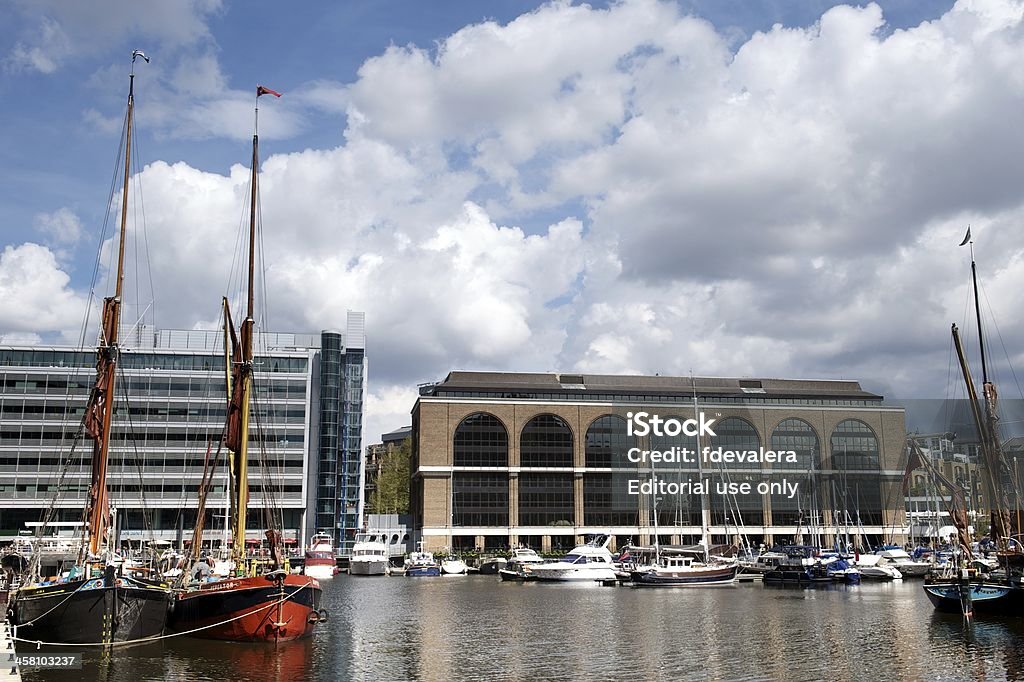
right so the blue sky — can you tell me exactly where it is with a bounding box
[6,0,1024,440]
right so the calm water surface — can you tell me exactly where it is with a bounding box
[18,576,1024,681]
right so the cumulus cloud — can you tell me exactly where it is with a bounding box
[0,243,89,340]
[34,207,83,247]
[13,0,1024,439]
[4,0,221,74]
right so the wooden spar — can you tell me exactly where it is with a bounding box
[85,62,139,557]
[230,122,259,564]
[952,323,1013,549]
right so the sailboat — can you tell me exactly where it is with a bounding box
[922,231,1021,616]
[629,384,738,587]
[8,51,172,646]
[166,86,325,642]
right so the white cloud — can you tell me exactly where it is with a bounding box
[5,0,222,74]
[0,243,89,340]
[15,0,1024,434]
[34,207,83,246]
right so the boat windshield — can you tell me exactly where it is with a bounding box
[563,554,586,564]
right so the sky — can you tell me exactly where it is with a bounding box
[3,0,1024,445]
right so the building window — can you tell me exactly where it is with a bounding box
[453,473,508,526]
[770,419,819,470]
[830,420,880,470]
[518,473,574,526]
[584,415,630,469]
[583,474,639,526]
[453,413,509,467]
[709,417,760,468]
[520,415,573,468]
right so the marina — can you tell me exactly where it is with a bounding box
[11,574,1024,681]
[4,0,1024,679]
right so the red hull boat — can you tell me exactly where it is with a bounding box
[170,572,324,642]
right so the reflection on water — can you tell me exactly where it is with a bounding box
[18,577,1024,681]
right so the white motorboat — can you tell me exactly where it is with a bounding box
[855,553,903,580]
[304,532,338,579]
[350,532,390,576]
[498,547,546,581]
[876,549,930,577]
[529,536,617,583]
[441,558,469,575]
[478,556,507,574]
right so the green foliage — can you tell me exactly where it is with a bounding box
[369,437,411,514]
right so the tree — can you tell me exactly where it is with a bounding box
[370,437,411,514]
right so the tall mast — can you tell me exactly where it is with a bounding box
[84,51,147,558]
[231,110,259,563]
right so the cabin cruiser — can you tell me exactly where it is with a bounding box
[529,536,617,583]
[441,557,469,575]
[478,556,507,574]
[404,544,441,577]
[630,554,737,586]
[855,553,903,580]
[350,532,389,576]
[304,532,338,579]
[875,549,930,577]
[498,548,546,581]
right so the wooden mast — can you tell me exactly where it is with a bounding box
[84,53,144,557]
[230,112,259,565]
[955,237,1015,550]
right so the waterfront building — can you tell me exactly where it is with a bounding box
[0,312,366,553]
[410,371,908,553]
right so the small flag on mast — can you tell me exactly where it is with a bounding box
[959,226,971,246]
[257,85,282,98]
[132,50,149,63]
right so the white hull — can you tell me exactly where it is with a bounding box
[350,560,388,576]
[530,565,617,582]
[441,560,468,575]
[858,566,902,580]
[304,564,336,579]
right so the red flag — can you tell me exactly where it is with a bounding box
[257,85,282,98]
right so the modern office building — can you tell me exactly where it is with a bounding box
[411,371,908,552]
[313,317,369,554]
[0,312,366,553]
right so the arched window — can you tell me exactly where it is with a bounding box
[830,420,880,470]
[453,413,508,467]
[830,420,882,525]
[709,417,762,525]
[520,414,573,467]
[770,419,819,470]
[585,415,629,468]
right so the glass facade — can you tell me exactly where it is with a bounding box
[313,314,367,554]
[454,413,508,467]
[453,472,509,526]
[520,415,573,468]
[518,473,574,526]
[0,333,313,542]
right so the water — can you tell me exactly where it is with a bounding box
[17,576,1024,681]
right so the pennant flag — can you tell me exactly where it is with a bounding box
[257,85,282,98]
[959,226,971,246]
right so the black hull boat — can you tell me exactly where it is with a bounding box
[11,572,169,645]
[763,562,832,585]
[630,563,737,586]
